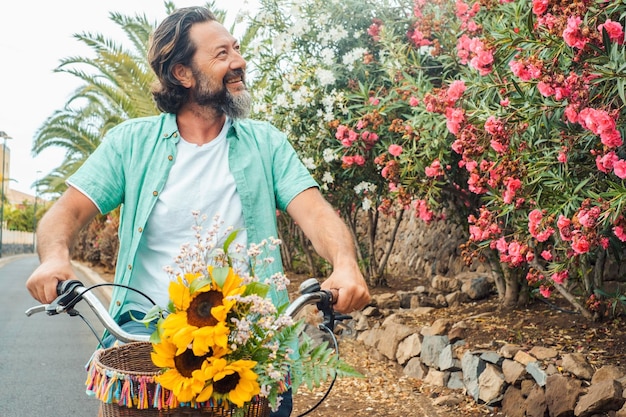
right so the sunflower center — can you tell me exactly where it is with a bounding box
[213,373,240,394]
[187,290,223,327]
[174,348,209,378]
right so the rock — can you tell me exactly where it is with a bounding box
[439,344,462,371]
[527,361,548,387]
[499,344,524,359]
[478,363,506,405]
[462,351,485,401]
[412,306,436,315]
[447,371,465,390]
[529,346,559,360]
[525,385,548,417]
[432,394,464,407]
[424,368,450,387]
[377,322,417,361]
[448,323,466,343]
[502,358,526,384]
[421,334,450,368]
[372,293,402,309]
[574,380,626,417]
[461,275,492,300]
[396,333,422,365]
[502,386,526,417]
[591,365,625,385]
[545,374,583,417]
[421,318,451,336]
[480,351,503,366]
[562,353,595,380]
[431,275,462,292]
[514,350,537,366]
[403,356,428,379]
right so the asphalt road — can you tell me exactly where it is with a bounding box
[0,255,104,417]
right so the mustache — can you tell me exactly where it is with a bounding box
[224,69,246,85]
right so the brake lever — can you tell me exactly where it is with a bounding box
[44,280,84,315]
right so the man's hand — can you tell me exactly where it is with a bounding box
[26,260,77,304]
[320,264,371,314]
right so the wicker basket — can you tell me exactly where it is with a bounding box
[88,342,270,417]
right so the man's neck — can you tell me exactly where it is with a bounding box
[176,105,227,145]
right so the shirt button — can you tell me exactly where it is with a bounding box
[168,155,173,161]
[173,132,178,138]
[116,300,121,306]
[138,227,143,232]
[153,191,158,196]
[127,264,132,270]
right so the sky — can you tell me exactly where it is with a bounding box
[0,0,257,195]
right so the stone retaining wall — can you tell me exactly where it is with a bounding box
[345,277,626,417]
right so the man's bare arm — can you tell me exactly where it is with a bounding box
[287,187,370,313]
[26,187,100,303]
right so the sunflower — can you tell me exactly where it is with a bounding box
[151,338,212,403]
[199,358,260,408]
[160,268,246,355]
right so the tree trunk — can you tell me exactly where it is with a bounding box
[488,255,506,302]
[374,209,404,285]
[502,267,520,308]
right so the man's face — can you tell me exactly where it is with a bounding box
[187,21,251,119]
[190,65,251,119]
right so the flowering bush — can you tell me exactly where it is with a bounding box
[144,215,360,414]
[246,0,626,316]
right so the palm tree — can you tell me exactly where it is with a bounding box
[32,1,249,197]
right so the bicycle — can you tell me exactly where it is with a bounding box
[25,277,350,417]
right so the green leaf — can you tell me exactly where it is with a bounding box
[189,277,212,294]
[243,281,270,298]
[602,27,611,56]
[211,266,230,288]
[222,229,240,254]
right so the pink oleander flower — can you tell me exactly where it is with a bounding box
[529,209,543,224]
[563,16,588,50]
[445,107,465,134]
[490,139,508,154]
[598,19,624,45]
[614,225,626,242]
[571,235,590,254]
[539,285,552,298]
[541,250,552,261]
[369,97,380,106]
[409,96,419,107]
[564,104,578,123]
[532,0,549,16]
[537,81,555,97]
[425,159,444,177]
[551,270,568,285]
[596,151,618,173]
[613,159,626,179]
[447,80,466,102]
[500,98,510,107]
[353,155,366,166]
[557,148,567,163]
[388,144,403,157]
[484,116,504,135]
[503,177,522,204]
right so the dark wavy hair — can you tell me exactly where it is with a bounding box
[148,7,217,114]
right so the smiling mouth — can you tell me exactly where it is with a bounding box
[225,76,244,85]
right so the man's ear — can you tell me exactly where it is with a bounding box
[172,63,193,88]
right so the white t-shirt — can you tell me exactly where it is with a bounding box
[124,118,247,312]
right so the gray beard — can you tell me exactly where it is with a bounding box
[221,89,251,119]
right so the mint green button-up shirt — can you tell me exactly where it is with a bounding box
[67,113,318,322]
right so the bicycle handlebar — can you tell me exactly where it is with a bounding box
[25,277,344,344]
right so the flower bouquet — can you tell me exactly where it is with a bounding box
[87,215,361,417]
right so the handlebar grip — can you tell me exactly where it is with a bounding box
[56,280,83,296]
